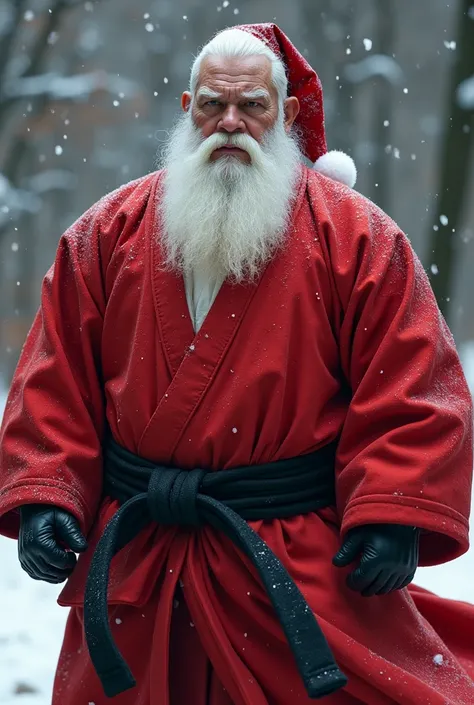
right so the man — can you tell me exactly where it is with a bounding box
[0,22,473,705]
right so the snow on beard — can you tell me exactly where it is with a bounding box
[158,110,302,282]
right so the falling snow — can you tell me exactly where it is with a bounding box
[0,6,474,703]
[457,76,474,110]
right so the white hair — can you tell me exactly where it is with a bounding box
[190,28,288,106]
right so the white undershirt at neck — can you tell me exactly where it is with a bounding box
[184,267,225,332]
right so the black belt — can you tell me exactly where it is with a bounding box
[84,437,348,700]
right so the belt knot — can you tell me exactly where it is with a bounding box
[147,466,205,526]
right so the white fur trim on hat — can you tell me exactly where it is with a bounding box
[313,150,357,188]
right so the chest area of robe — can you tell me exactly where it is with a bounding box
[100,170,348,471]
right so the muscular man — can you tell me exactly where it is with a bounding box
[1,23,473,705]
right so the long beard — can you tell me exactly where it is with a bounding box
[157,113,302,282]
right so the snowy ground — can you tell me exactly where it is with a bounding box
[0,344,473,703]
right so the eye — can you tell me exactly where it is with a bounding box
[205,100,221,106]
[245,101,261,108]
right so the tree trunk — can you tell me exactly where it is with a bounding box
[427,0,474,320]
[332,1,356,156]
[370,0,395,213]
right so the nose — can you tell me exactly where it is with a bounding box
[217,104,245,133]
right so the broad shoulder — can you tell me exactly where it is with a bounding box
[304,166,400,236]
[88,169,162,225]
[61,170,163,249]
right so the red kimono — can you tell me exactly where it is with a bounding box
[0,166,473,705]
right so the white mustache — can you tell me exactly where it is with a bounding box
[192,132,262,163]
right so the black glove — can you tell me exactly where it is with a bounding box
[18,504,88,584]
[332,523,419,597]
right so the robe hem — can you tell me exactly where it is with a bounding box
[342,495,469,564]
[0,478,92,539]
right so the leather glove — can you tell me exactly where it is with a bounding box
[332,523,419,597]
[18,504,88,584]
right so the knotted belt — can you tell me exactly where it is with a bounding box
[84,436,348,700]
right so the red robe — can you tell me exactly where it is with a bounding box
[0,166,473,705]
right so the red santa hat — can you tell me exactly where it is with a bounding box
[235,23,357,188]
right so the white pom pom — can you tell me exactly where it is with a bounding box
[313,150,357,188]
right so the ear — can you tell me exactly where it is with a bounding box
[181,91,192,113]
[283,96,300,133]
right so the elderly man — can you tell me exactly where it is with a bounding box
[0,22,473,705]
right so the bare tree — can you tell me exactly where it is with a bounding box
[0,1,130,381]
[0,2,84,380]
[0,1,83,237]
[427,0,474,320]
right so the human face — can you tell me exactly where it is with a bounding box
[181,55,299,164]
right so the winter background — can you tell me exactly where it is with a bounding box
[0,0,474,703]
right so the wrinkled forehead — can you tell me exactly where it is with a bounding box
[196,55,276,98]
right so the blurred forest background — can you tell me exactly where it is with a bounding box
[0,0,473,386]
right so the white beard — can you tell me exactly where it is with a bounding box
[157,112,302,282]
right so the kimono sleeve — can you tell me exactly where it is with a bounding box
[0,199,119,540]
[321,183,473,567]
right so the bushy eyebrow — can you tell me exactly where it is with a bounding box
[196,86,271,102]
[241,89,271,101]
[196,87,221,100]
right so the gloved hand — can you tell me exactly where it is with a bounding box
[18,504,88,584]
[332,523,419,597]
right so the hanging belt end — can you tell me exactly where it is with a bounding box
[100,665,136,699]
[306,666,348,699]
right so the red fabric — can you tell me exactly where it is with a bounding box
[0,167,473,704]
[53,587,235,705]
[235,23,327,163]
[53,588,366,705]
